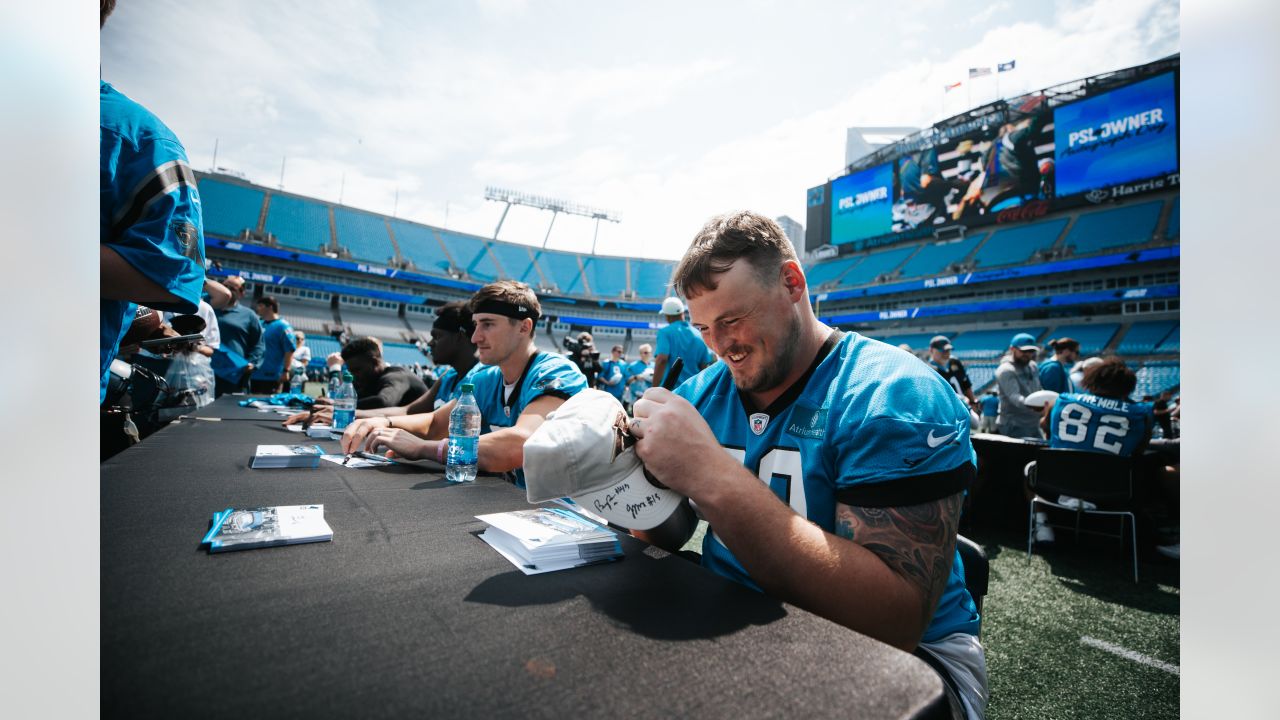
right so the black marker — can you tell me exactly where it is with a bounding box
[661,357,684,391]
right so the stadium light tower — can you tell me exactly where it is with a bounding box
[484,187,621,253]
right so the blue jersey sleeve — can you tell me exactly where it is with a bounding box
[1038,361,1069,394]
[103,136,205,315]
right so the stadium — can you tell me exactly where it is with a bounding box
[93,4,1188,717]
[195,59,1180,412]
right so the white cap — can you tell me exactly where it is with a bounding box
[523,389,685,530]
[659,297,685,316]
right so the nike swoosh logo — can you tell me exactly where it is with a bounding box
[926,430,957,448]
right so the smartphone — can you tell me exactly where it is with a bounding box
[138,333,204,350]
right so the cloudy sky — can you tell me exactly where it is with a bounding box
[101,0,1178,260]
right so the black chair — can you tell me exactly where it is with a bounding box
[1024,447,1138,582]
[955,534,988,621]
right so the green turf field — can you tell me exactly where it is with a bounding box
[681,522,1180,719]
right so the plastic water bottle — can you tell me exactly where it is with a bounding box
[332,371,356,431]
[289,366,304,395]
[446,383,481,483]
[326,368,342,399]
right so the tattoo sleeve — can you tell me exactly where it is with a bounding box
[834,492,964,629]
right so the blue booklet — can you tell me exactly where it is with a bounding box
[250,444,324,469]
[203,505,333,553]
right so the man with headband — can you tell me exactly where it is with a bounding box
[284,301,484,427]
[342,281,587,485]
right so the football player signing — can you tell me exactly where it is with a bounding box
[628,212,988,720]
[340,281,586,485]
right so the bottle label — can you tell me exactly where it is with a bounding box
[447,436,478,465]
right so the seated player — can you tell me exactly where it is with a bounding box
[339,336,429,409]
[341,281,586,482]
[629,212,987,720]
[1029,358,1170,547]
[283,302,482,426]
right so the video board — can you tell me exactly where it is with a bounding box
[815,65,1179,252]
[829,163,893,246]
[892,107,1053,235]
[1053,71,1178,198]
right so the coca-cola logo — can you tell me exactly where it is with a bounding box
[995,200,1050,224]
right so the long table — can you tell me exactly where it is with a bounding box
[102,397,949,718]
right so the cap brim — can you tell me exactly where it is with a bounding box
[1018,345,1039,351]
[569,464,685,531]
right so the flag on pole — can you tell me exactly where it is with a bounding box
[969,67,992,78]
[944,81,962,92]
[998,60,1016,72]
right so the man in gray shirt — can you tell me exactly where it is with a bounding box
[994,332,1043,439]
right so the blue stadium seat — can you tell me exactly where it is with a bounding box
[392,220,452,276]
[264,194,331,252]
[439,231,500,282]
[1155,325,1179,353]
[965,362,999,392]
[533,250,584,293]
[1117,321,1177,355]
[1134,361,1179,399]
[382,342,426,367]
[1062,200,1162,256]
[950,327,1046,360]
[866,331,957,352]
[487,241,540,284]
[805,256,862,288]
[197,178,263,238]
[1046,323,1119,356]
[1165,197,1179,239]
[896,235,984,280]
[582,256,629,298]
[971,218,1068,269]
[837,245,918,287]
[306,335,343,367]
[632,260,675,299]
[333,207,396,264]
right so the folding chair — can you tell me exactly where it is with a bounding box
[1024,447,1139,582]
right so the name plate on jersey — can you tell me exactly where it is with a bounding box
[785,405,827,440]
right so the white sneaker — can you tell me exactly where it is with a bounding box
[1156,543,1180,560]
[1058,495,1098,511]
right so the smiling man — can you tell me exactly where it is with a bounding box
[629,211,987,719]
[343,281,586,484]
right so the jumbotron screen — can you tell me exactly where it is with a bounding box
[817,66,1178,251]
[1053,71,1178,197]
[829,163,894,246]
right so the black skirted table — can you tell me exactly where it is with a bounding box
[101,397,950,718]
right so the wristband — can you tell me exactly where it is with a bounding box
[436,441,447,464]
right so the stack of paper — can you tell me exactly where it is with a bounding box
[202,505,333,553]
[476,508,622,574]
[250,444,324,469]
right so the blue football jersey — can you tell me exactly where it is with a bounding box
[1048,393,1153,457]
[252,318,297,380]
[100,81,206,402]
[598,358,627,399]
[628,359,655,395]
[656,320,715,386]
[677,331,981,642]
[434,363,488,409]
[471,352,587,487]
[1038,358,1075,394]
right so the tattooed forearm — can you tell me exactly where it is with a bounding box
[835,493,964,628]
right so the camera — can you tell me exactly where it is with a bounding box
[563,334,602,384]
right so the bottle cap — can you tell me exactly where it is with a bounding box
[342,371,354,382]
[460,383,474,393]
